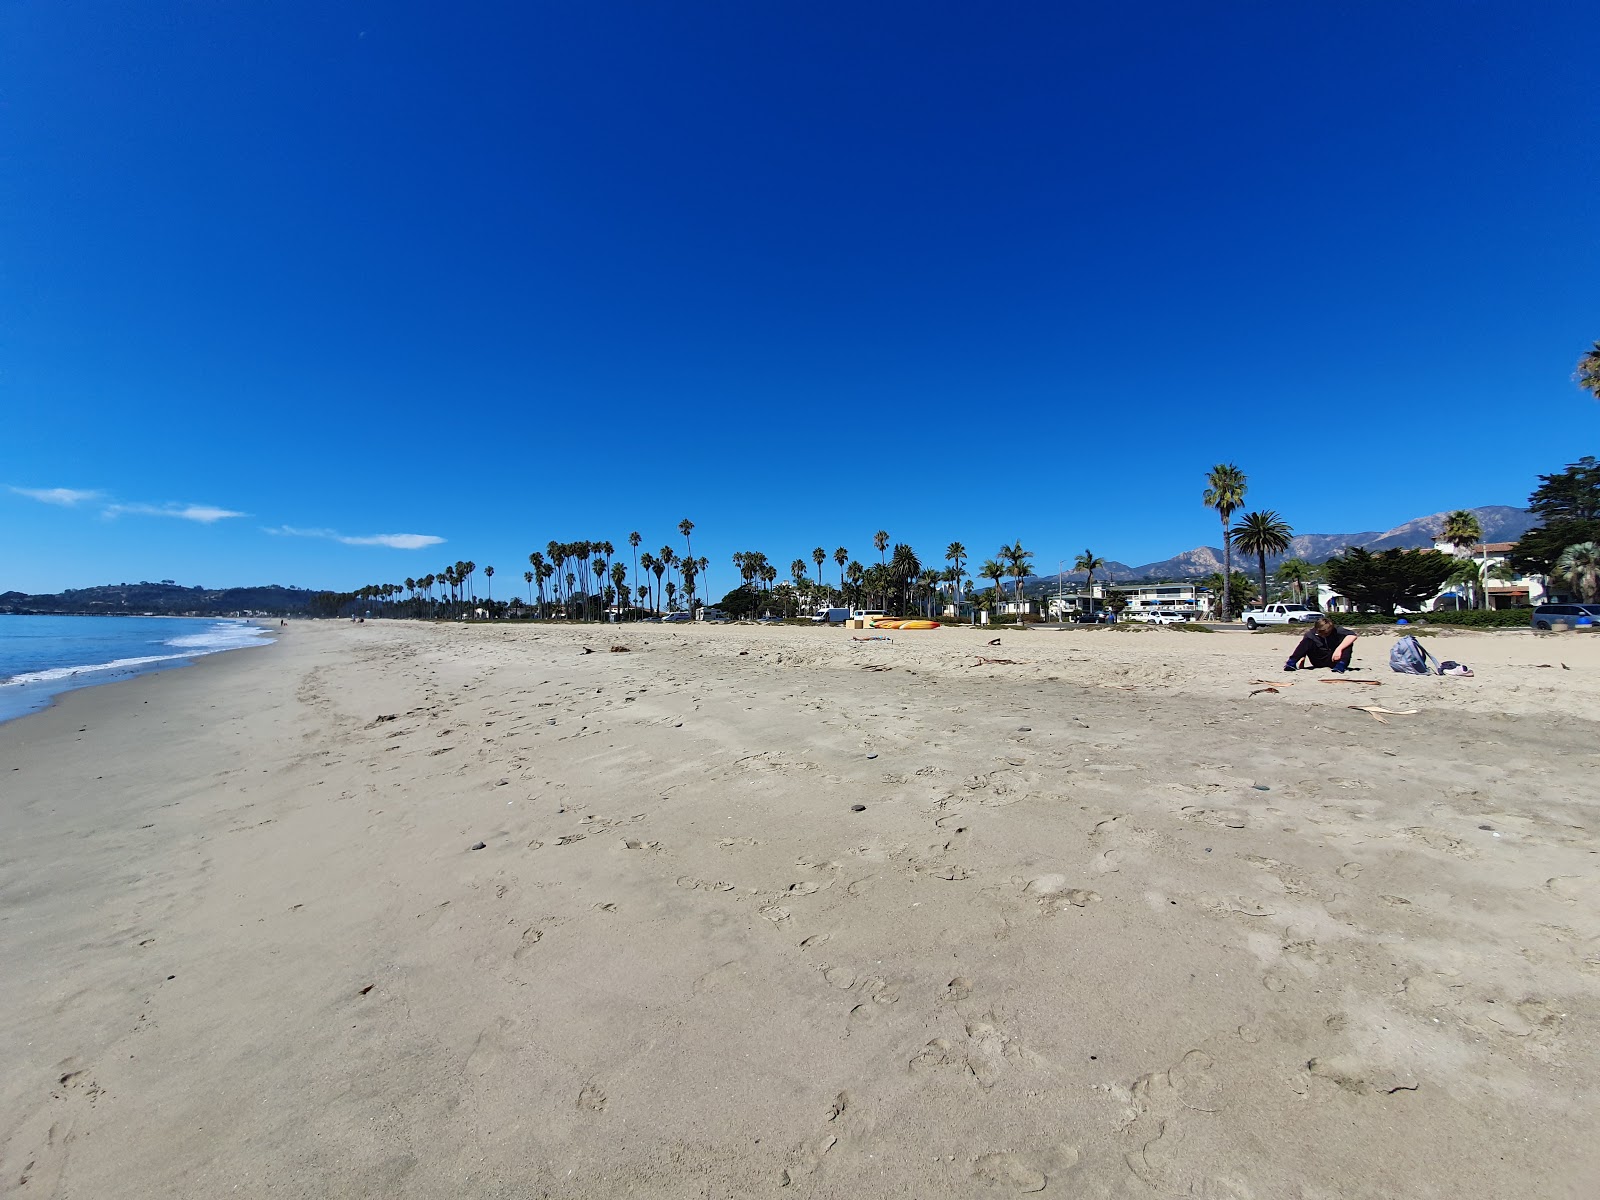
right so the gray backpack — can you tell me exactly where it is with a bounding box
[1389,635,1439,675]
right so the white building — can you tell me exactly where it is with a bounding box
[1427,537,1545,610]
[1110,582,1209,620]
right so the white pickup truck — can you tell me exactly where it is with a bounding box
[1242,603,1320,629]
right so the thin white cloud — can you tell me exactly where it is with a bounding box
[106,502,246,523]
[266,525,444,550]
[10,485,102,506]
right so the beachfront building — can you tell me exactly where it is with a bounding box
[1045,582,1107,621]
[1109,582,1209,620]
[1427,537,1546,610]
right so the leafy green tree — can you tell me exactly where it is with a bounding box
[1326,547,1455,614]
[1230,511,1292,611]
[1203,464,1248,623]
[1511,456,1600,575]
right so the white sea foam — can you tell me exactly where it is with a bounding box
[163,622,271,652]
[2,622,270,687]
[4,654,190,686]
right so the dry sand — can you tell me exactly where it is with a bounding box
[3,619,1598,1198]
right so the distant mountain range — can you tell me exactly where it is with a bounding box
[1023,505,1536,589]
[0,581,319,616]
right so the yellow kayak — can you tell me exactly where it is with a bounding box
[870,619,940,630]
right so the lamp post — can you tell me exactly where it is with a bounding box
[1057,560,1066,625]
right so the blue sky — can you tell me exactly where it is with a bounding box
[3,1,1596,595]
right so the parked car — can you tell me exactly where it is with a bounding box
[1070,610,1110,624]
[1242,603,1321,629]
[662,611,692,623]
[1130,610,1189,625]
[1531,603,1600,630]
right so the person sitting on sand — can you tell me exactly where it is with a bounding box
[1284,616,1358,673]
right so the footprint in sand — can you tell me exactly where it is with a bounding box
[512,927,543,959]
[971,1145,1078,1193]
[576,1081,607,1112]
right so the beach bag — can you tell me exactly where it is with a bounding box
[1389,635,1440,675]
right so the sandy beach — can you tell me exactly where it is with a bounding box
[3,619,1598,1198]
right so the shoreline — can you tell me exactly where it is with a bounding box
[0,616,276,726]
[2,620,1596,1197]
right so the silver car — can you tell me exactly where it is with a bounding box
[1531,603,1600,630]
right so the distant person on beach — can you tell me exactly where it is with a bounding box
[1284,616,1358,672]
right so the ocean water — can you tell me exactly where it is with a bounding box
[0,615,271,725]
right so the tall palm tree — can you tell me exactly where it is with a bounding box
[873,530,889,564]
[1556,542,1600,603]
[811,546,826,588]
[524,569,534,606]
[1002,541,1034,619]
[1203,464,1248,619]
[611,562,628,615]
[834,546,848,590]
[791,558,809,589]
[846,560,864,605]
[944,542,966,612]
[652,555,667,612]
[483,565,494,607]
[1575,340,1600,402]
[1230,510,1293,610]
[1441,557,1482,611]
[697,557,708,606]
[1072,549,1105,613]
[629,531,642,606]
[678,520,695,603]
[639,552,658,612]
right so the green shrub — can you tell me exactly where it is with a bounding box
[1167,622,1214,632]
[1330,609,1530,629]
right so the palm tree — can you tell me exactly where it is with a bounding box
[611,562,628,615]
[629,531,642,605]
[1575,340,1600,402]
[652,555,667,612]
[1203,464,1248,620]
[483,565,494,607]
[834,546,848,590]
[979,559,1006,613]
[639,553,658,613]
[811,546,826,588]
[524,569,535,606]
[678,520,695,602]
[944,542,966,613]
[1441,557,1482,611]
[680,557,698,611]
[1274,557,1315,605]
[1002,541,1034,620]
[1556,541,1600,602]
[874,530,889,564]
[846,560,864,605]
[1072,549,1105,614]
[1441,509,1486,609]
[1230,510,1293,611]
[791,558,809,589]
